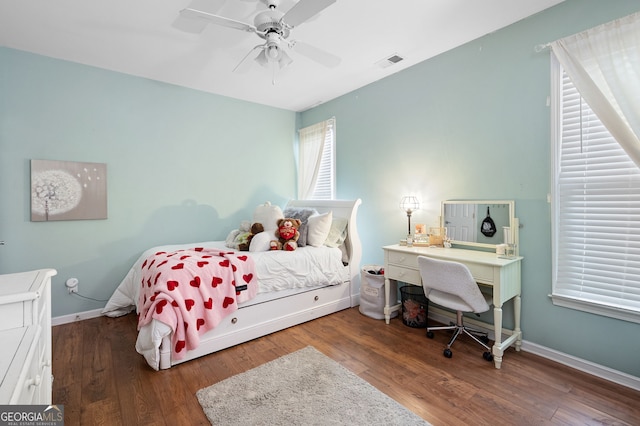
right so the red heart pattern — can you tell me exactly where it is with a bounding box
[190,276,201,287]
[139,247,256,361]
[204,298,213,309]
[155,299,168,314]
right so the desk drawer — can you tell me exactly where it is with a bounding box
[386,265,421,285]
[467,263,494,284]
[387,251,419,268]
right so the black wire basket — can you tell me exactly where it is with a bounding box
[399,286,429,328]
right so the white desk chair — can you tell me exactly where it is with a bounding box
[417,255,494,361]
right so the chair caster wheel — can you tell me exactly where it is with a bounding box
[483,351,493,362]
[443,348,453,358]
[426,331,434,339]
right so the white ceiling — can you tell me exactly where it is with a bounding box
[0,0,564,112]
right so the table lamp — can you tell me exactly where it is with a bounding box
[400,196,420,237]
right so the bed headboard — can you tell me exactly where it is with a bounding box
[285,199,362,307]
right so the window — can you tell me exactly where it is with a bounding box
[551,55,640,323]
[297,118,336,200]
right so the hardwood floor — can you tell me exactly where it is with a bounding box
[52,307,640,425]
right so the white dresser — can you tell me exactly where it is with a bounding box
[0,269,57,404]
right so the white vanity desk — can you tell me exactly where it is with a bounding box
[383,244,522,369]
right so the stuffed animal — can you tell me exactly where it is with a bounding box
[238,222,265,251]
[226,220,251,249]
[271,218,301,251]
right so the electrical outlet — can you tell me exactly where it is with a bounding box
[66,278,79,294]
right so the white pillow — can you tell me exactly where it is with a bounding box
[253,202,284,231]
[307,211,333,247]
[249,230,276,252]
[324,216,349,248]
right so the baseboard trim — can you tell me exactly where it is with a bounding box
[428,307,640,392]
[521,341,640,392]
[52,308,104,326]
[54,306,640,391]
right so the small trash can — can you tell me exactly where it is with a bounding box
[359,265,397,320]
[400,286,429,328]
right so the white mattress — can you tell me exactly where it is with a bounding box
[102,240,347,317]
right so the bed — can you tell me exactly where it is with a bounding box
[102,199,362,370]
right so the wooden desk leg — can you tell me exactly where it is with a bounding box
[514,294,522,351]
[492,305,504,369]
[384,277,391,324]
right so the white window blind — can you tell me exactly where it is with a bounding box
[298,118,336,200]
[551,58,640,323]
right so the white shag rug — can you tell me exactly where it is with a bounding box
[196,346,430,426]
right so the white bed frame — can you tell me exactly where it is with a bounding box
[157,199,362,369]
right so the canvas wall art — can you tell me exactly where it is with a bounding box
[31,159,107,221]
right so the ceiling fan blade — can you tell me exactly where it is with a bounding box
[290,40,341,68]
[180,8,257,33]
[233,44,265,73]
[172,0,227,33]
[282,0,336,28]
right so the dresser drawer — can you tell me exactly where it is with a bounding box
[0,326,41,404]
[386,265,422,285]
[387,251,419,269]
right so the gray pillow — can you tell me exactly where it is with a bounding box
[282,207,318,247]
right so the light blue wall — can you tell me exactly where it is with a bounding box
[301,0,640,377]
[1,48,297,317]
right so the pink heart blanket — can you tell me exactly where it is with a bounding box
[137,247,257,360]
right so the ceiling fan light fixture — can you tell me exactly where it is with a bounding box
[255,49,270,68]
[268,45,279,59]
[278,50,293,69]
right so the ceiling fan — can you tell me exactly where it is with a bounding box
[179,0,341,81]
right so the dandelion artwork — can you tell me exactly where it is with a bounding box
[31,159,107,221]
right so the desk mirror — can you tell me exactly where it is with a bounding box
[441,200,515,250]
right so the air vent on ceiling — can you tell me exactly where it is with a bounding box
[375,53,405,69]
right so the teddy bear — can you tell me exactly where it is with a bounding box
[238,222,265,251]
[270,218,301,251]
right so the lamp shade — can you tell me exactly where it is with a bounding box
[400,196,420,213]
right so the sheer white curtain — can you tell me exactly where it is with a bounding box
[550,11,640,167]
[297,119,329,199]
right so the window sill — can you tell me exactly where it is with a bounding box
[550,294,640,324]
